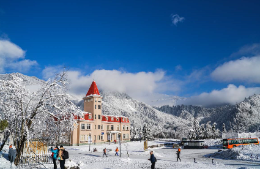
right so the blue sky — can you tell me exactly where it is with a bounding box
[1,0,260,106]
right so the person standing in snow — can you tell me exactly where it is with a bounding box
[115,147,119,156]
[58,145,66,169]
[51,146,59,169]
[8,147,16,163]
[148,151,156,169]
[103,148,108,157]
[176,147,181,162]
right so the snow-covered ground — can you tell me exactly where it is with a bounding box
[208,144,260,161]
[1,140,260,169]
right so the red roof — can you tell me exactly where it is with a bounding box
[86,81,100,96]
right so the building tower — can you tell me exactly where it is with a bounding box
[83,81,102,142]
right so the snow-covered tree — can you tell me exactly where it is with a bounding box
[222,123,226,133]
[212,122,216,139]
[0,72,82,166]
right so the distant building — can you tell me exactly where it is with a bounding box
[71,81,131,145]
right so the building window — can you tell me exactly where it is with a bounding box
[98,135,101,140]
[98,105,101,109]
[81,124,85,130]
[126,134,129,138]
[111,117,114,121]
[98,115,101,119]
[95,105,96,109]
[116,118,119,121]
[122,118,124,122]
[117,125,119,131]
[87,124,91,130]
[89,114,92,119]
[95,125,96,129]
[126,126,129,131]
[101,135,104,140]
[95,114,96,119]
[81,135,85,141]
[106,117,108,121]
[95,98,97,102]
[123,134,126,139]
[101,125,103,130]
[111,125,114,130]
[123,125,125,131]
[107,125,109,130]
[98,125,100,129]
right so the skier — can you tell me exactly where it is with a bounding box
[115,147,119,156]
[50,146,59,169]
[58,145,66,169]
[103,148,108,157]
[177,147,181,162]
[148,151,156,169]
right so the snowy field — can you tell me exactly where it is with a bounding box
[1,140,260,169]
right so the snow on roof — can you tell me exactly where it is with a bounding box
[103,115,127,118]
[86,81,100,96]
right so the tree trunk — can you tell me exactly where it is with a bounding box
[0,131,10,152]
[14,134,26,166]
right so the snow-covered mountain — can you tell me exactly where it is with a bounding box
[2,73,260,135]
[0,73,192,136]
[148,94,186,107]
[157,94,260,132]
[76,91,192,136]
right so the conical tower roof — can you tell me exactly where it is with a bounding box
[86,81,100,96]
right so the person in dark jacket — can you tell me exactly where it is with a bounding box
[58,145,66,169]
[103,148,108,157]
[51,146,59,169]
[8,148,16,163]
[176,148,181,162]
[148,151,156,169]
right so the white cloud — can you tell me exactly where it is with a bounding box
[0,40,37,73]
[180,84,260,107]
[211,56,260,83]
[66,69,166,97]
[0,40,25,59]
[42,65,65,80]
[171,14,185,26]
[8,60,38,72]
[231,43,260,58]
[42,67,182,103]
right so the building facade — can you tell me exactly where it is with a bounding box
[71,81,131,145]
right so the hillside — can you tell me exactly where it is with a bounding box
[157,94,260,132]
[2,73,260,135]
[77,91,192,137]
[0,73,192,137]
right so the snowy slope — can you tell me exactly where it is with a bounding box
[77,91,192,136]
[2,73,260,135]
[157,94,260,132]
[208,144,260,161]
[147,94,185,107]
[0,73,192,136]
